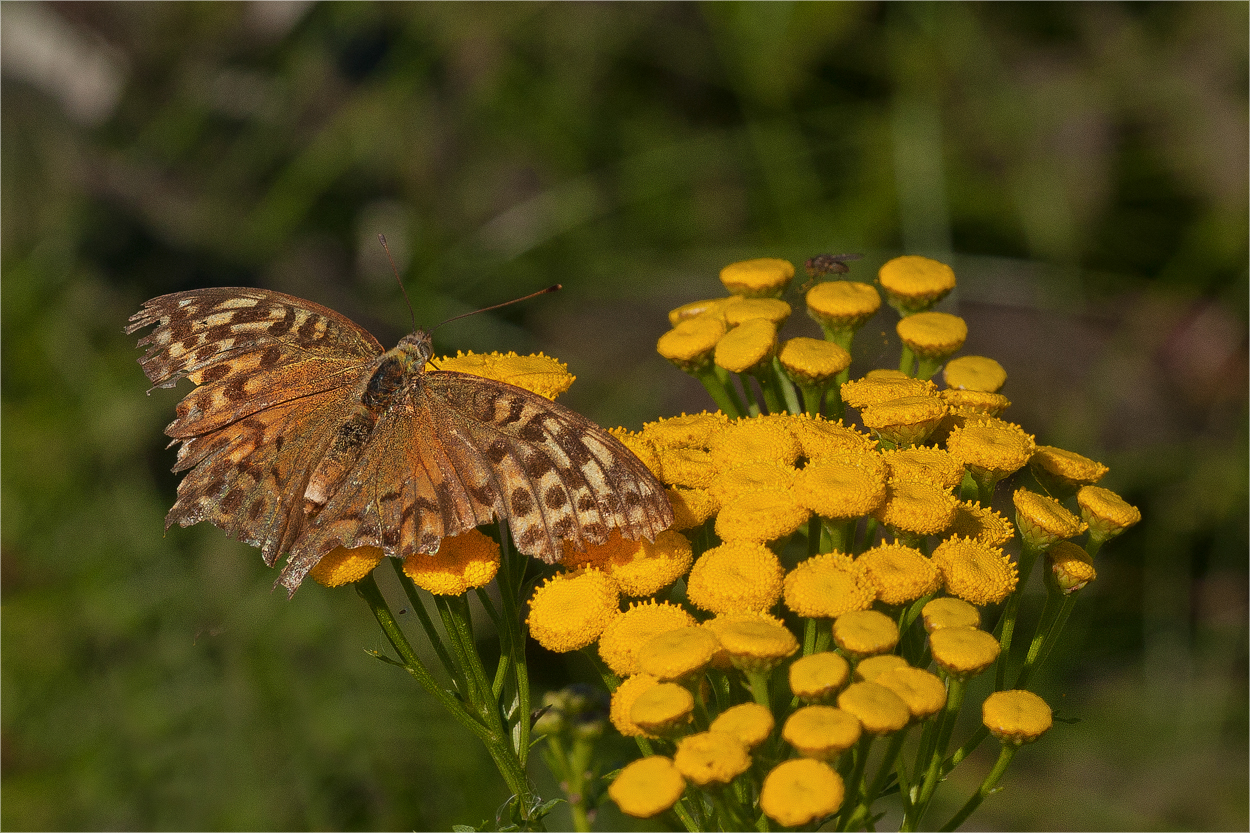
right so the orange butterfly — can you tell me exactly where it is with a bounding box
[128,288,672,595]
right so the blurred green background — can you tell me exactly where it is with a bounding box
[3,2,1246,830]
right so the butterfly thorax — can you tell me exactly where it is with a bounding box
[304,330,434,513]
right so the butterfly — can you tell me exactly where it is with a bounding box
[127,287,673,596]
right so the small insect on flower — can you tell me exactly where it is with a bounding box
[800,252,864,291]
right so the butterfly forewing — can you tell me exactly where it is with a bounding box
[129,287,673,596]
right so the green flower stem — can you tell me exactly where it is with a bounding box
[994,541,1043,690]
[434,594,492,707]
[915,355,943,381]
[693,364,745,418]
[837,734,874,831]
[798,382,825,416]
[770,357,803,415]
[388,561,462,689]
[820,323,856,354]
[493,529,534,761]
[845,728,908,831]
[938,744,1018,832]
[899,344,917,376]
[744,668,773,709]
[736,372,763,416]
[807,515,822,559]
[904,676,966,831]
[355,574,534,808]
[826,518,853,554]
[1015,584,1078,690]
[947,725,988,772]
[804,617,819,657]
[859,519,879,555]
[754,366,787,415]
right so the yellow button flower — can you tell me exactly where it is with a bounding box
[702,610,786,669]
[709,461,797,506]
[841,375,938,410]
[836,681,910,734]
[832,609,900,658]
[1031,445,1110,495]
[710,702,774,750]
[594,529,693,598]
[720,257,795,297]
[657,315,728,373]
[1076,485,1141,545]
[882,446,965,490]
[789,652,851,702]
[877,255,956,315]
[761,758,844,827]
[793,459,887,520]
[723,296,793,326]
[714,319,778,374]
[1048,540,1096,593]
[779,336,852,387]
[1012,488,1088,550]
[311,545,384,588]
[527,569,620,653]
[929,626,1000,679]
[608,755,685,818]
[402,529,500,595]
[686,541,785,615]
[787,414,876,458]
[946,420,1037,488]
[665,487,719,531]
[609,673,659,737]
[940,388,1012,418]
[860,395,950,447]
[709,617,799,673]
[638,626,721,682]
[783,705,862,760]
[872,480,960,537]
[806,280,882,335]
[708,417,803,470]
[784,552,877,618]
[599,601,699,677]
[433,351,575,400]
[657,446,717,489]
[921,596,981,632]
[896,311,968,361]
[714,488,811,543]
[982,690,1053,745]
[946,500,1016,547]
[874,667,947,721]
[853,654,910,682]
[855,542,942,605]
[943,355,1007,392]
[668,297,734,326]
[631,682,695,736]
[931,537,1018,606]
[673,731,752,786]
[642,411,731,450]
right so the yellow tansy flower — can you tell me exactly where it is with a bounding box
[877,255,956,315]
[708,417,803,470]
[789,652,852,702]
[657,314,728,373]
[1012,488,1088,550]
[1077,485,1142,545]
[709,461,798,506]
[761,758,844,827]
[609,674,660,738]
[723,296,793,326]
[947,500,1016,547]
[783,705,862,760]
[597,529,693,598]
[1031,445,1109,495]
[853,654,910,682]
[896,311,968,361]
[701,610,786,668]
[674,731,752,786]
[527,569,620,653]
[793,459,887,520]
[872,479,960,537]
[982,690,1053,745]
[779,336,852,387]
[1048,540,1096,593]
[432,351,575,400]
[882,445,966,490]
[311,545,384,588]
[686,541,785,615]
[806,280,882,338]
[402,529,500,595]
[832,609,900,658]
[608,755,685,818]
[943,355,1007,392]
[836,681,910,735]
[940,388,1012,418]
[665,487,719,531]
[929,626,1000,679]
[787,414,876,458]
[855,542,942,605]
[599,601,698,677]
[783,552,877,618]
[631,682,695,736]
[946,419,1037,490]
[921,596,981,632]
[668,297,734,326]
[710,702,774,750]
[931,537,1018,606]
[638,626,721,682]
[714,319,778,374]
[656,446,717,489]
[874,666,947,721]
[641,411,731,450]
[720,257,795,297]
[709,617,799,673]
[860,395,950,447]
[714,488,811,543]
[841,375,938,410]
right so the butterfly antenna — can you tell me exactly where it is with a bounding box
[432,284,562,332]
[378,234,418,332]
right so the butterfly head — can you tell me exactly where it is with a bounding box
[396,329,436,370]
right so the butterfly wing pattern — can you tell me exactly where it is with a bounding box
[128,287,673,595]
